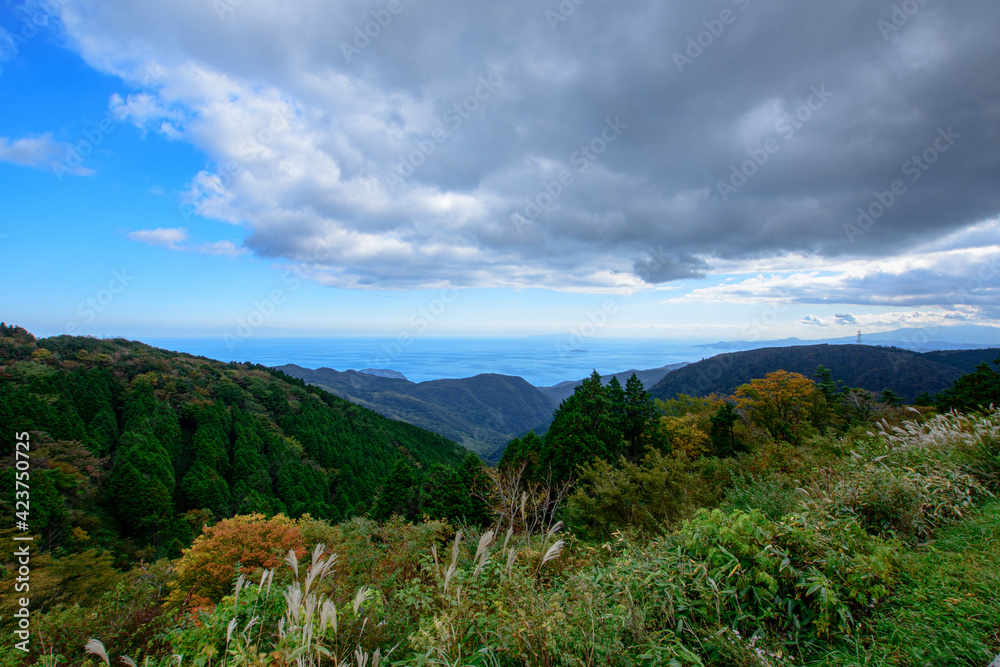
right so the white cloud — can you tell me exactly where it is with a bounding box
[194,240,248,257]
[51,0,1000,301]
[127,227,187,248]
[128,227,246,257]
[797,309,990,333]
[0,134,93,176]
[0,26,18,66]
[665,243,1000,310]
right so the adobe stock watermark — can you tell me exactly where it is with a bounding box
[50,65,165,182]
[384,73,503,193]
[11,430,32,653]
[340,0,415,63]
[370,288,461,368]
[555,245,672,360]
[843,126,960,244]
[222,288,292,352]
[899,254,1000,351]
[49,110,119,181]
[0,0,65,65]
[181,108,291,223]
[510,116,629,234]
[63,269,135,335]
[223,244,323,351]
[212,0,272,21]
[556,298,621,360]
[673,0,752,74]
[694,301,790,387]
[545,0,587,31]
[715,84,833,202]
[878,0,932,40]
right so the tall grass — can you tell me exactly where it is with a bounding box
[796,409,999,543]
[68,409,1000,666]
[87,543,386,667]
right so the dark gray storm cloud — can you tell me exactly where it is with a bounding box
[60,0,1000,295]
[635,252,709,284]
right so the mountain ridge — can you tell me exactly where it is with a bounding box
[649,343,1000,403]
[0,326,469,544]
[696,324,1000,351]
[275,365,559,462]
[536,363,689,403]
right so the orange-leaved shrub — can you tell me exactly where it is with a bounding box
[165,513,305,610]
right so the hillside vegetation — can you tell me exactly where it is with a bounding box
[536,363,688,403]
[0,325,470,559]
[2,329,1000,666]
[275,365,558,462]
[650,344,1000,403]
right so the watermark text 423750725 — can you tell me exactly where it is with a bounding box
[13,430,34,652]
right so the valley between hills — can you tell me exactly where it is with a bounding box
[277,344,999,462]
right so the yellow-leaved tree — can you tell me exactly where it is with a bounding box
[735,370,820,443]
[658,413,711,458]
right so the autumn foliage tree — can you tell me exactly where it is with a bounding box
[658,413,711,458]
[166,513,305,610]
[735,370,821,443]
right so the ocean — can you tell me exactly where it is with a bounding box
[141,336,708,387]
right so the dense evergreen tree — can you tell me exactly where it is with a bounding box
[500,371,659,484]
[709,402,743,457]
[880,389,902,406]
[190,401,231,476]
[231,408,273,499]
[605,375,627,427]
[419,463,467,523]
[107,431,175,539]
[180,459,231,517]
[180,401,233,515]
[0,328,467,558]
[540,371,624,482]
[372,460,418,521]
[935,356,1000,412]
[498,430,543,477]
[623,373,656,456]
[88,408,119,456]
[457,452,490,526]
[813,365,842,405]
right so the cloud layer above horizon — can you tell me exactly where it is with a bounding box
[34,0,1000,316]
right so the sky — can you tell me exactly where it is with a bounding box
[2,0,999,345]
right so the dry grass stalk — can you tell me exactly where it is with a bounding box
[473,530,495,578]
[84,639,109,666]
[541,540,565,567]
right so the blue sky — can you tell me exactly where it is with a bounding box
[2,0,999,344]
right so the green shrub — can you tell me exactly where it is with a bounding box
[813,500,1000,666]
[700,627,792,667]
[803,411,993,542]
[566,450,732,540]
[622,508,897,649]
[163,544,386,667]
[722,473,796,520]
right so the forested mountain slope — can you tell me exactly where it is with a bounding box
[649,344,1000,402]
[0,325,467,555]
[536,363,688,404]
[275,365,557,462]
